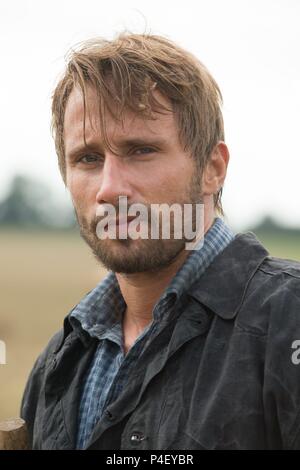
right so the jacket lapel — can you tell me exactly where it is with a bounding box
[43,332,98,449]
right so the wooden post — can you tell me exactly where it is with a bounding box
[0,418,29,450]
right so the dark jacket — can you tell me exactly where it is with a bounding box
[21,232,300,450]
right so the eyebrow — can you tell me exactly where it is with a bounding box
[66,137,168,160]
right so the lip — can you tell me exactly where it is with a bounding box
[115,216,137,226]
[103,216,137,229]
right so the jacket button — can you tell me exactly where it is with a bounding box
[130,432,147,444]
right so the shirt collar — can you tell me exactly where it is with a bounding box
[69,271,125,340]
[162,217,235,300]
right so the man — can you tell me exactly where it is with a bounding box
[21,33,300,450]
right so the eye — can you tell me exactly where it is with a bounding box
[133,147,156,155]
[78,154,103,164]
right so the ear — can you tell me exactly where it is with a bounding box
[201,142,230,196]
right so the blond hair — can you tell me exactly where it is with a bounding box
[51,33,225,214]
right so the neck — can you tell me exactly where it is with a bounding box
[116,246,190,329]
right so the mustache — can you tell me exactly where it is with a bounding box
[80,197,204,233]
[93,201,152,224]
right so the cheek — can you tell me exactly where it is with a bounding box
[150,161,194,196]
[67,172,97,210]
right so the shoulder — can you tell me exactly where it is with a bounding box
[21,327,64,397]
[259,255,300,280]
[20,328,64,440]
[236,254,300,337]
[254,254,300,311]
[255,254,300,313]
[247,256,300,448]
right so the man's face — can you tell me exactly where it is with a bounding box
[64,86,203,273]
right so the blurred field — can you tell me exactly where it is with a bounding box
[0,228,299,420]
[253,232,300,261]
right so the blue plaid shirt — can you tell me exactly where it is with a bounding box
[70,217,235,449]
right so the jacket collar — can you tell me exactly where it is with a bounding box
[187,231,269,320]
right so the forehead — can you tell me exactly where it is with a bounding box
[63,86,179,155]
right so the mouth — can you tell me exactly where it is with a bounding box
[117,215,137,226]
[104,215,138,230]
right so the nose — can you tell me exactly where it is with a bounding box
[95,153,133,206]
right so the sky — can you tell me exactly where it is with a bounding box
[0,0,299,231]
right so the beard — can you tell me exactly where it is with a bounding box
[74,172,203,274]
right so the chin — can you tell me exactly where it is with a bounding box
[91,237,186,274]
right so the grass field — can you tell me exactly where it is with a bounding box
[0,228,299,420]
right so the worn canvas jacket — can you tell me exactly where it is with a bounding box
[21,232,300,449]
